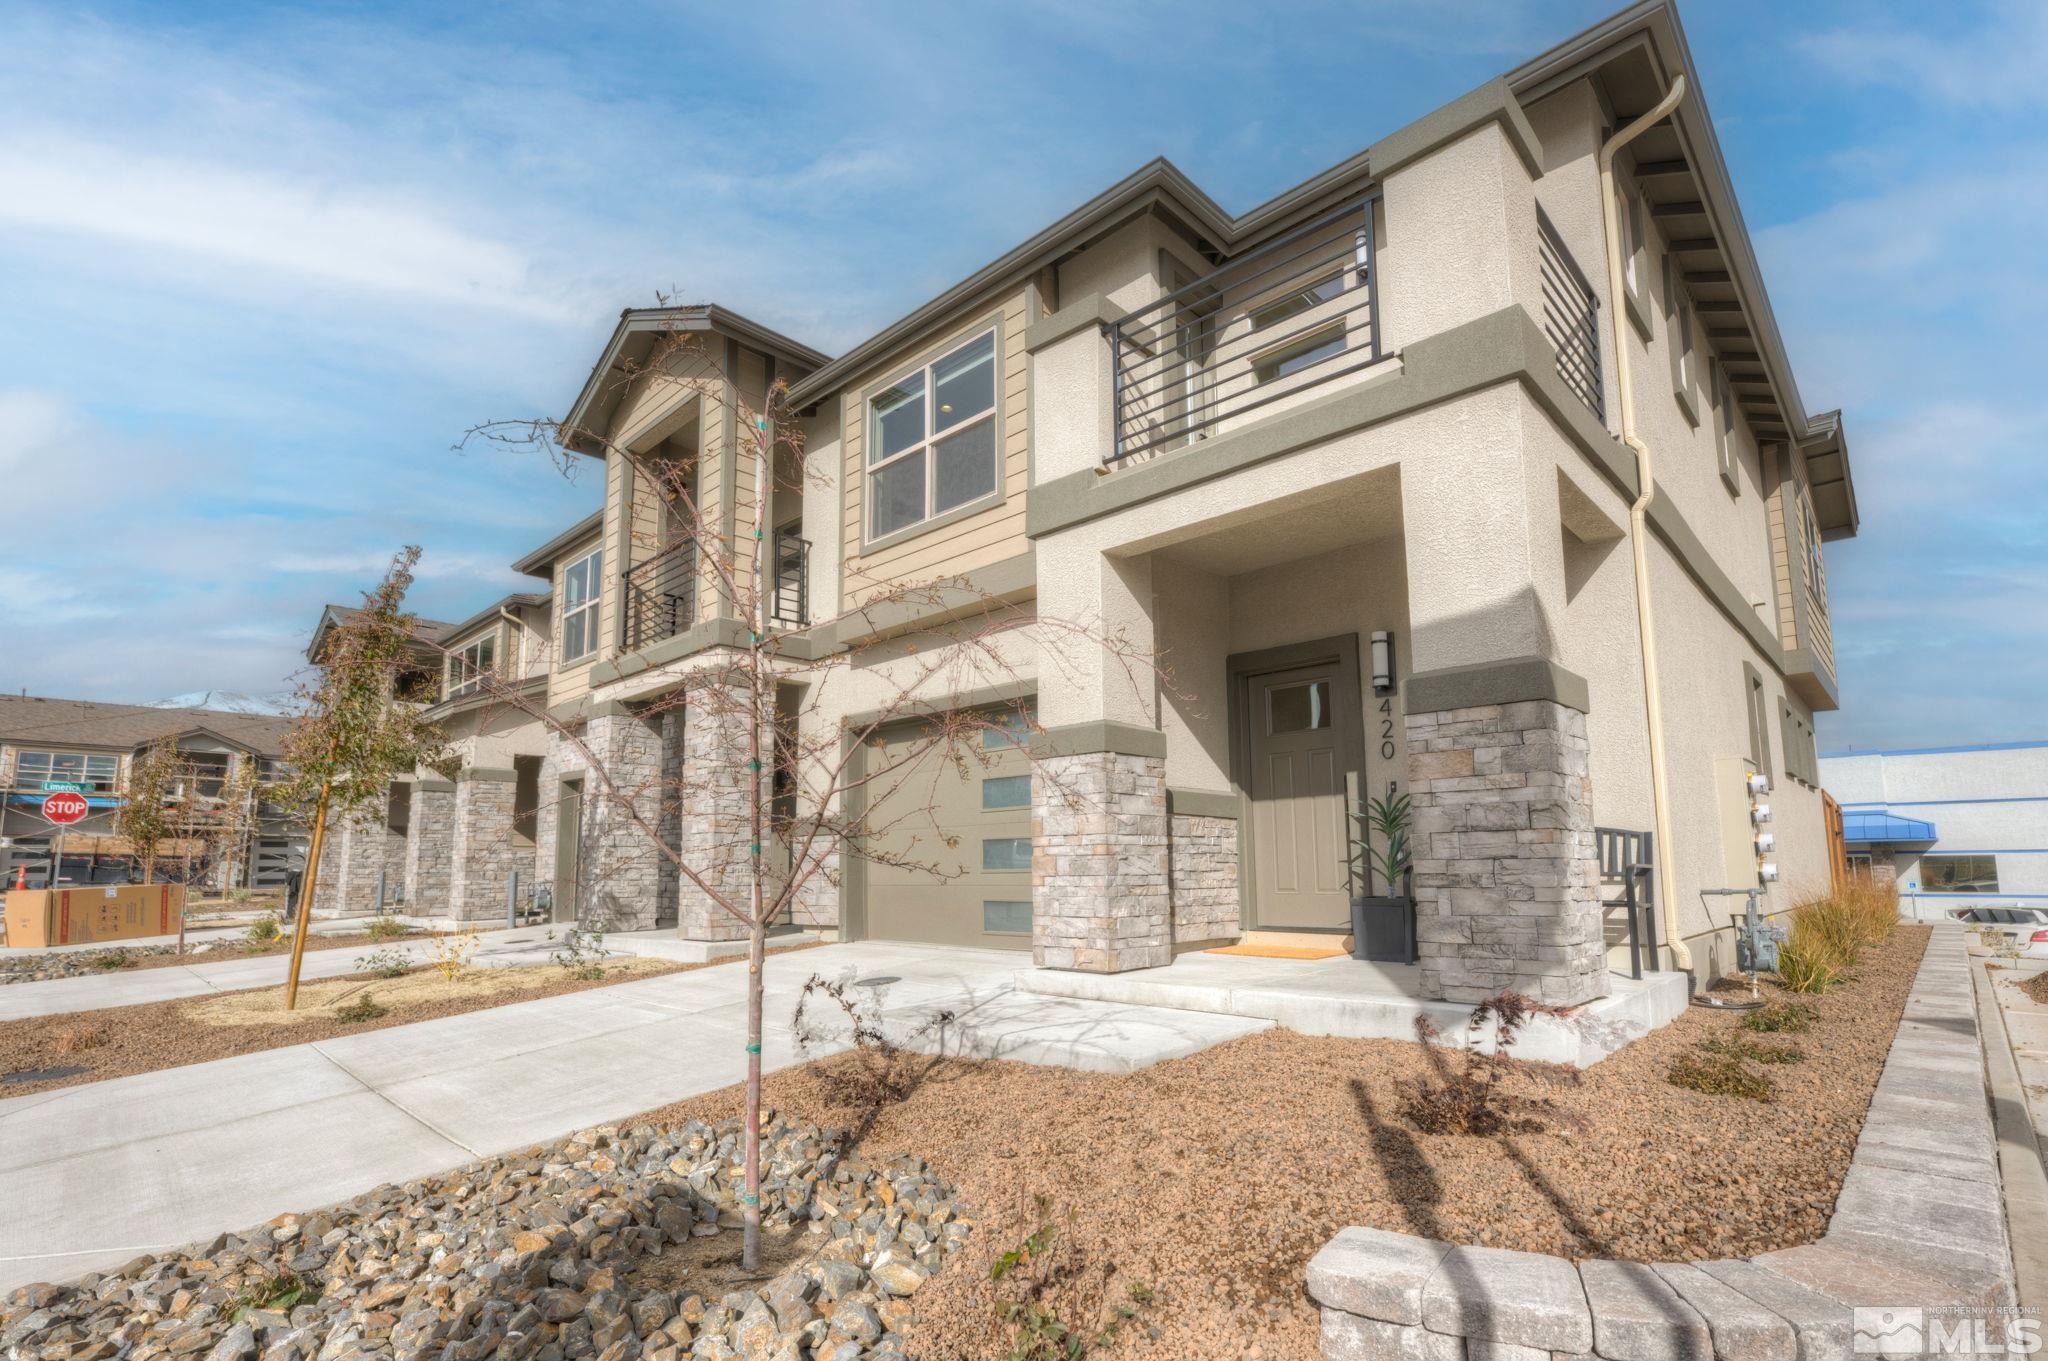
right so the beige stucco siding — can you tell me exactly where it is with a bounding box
[836,291,1033,606]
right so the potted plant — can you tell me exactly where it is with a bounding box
[1351,789,1416,964]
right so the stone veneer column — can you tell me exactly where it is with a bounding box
[675,686,752,943]
[579,705,665,932]
[403,779,456,918]
[312,811,389,918]
[447,769,519,923]
[1168,804,1241,946]
[1406,696,1605,1006]
[1031,729,1171,973]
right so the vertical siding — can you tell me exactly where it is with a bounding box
[836,288,1033,607]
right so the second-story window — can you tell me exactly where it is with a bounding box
[1802,496,1827,611]
[561,547,603,662]
[12,750,120,793]
[868,329,998,540]
[447,635,496,697]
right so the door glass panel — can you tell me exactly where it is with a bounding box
[982,837,1032,871]
[983,900,1032,934]
[1268,680,1332,734]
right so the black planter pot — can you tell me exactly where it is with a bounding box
[1350,894,1417,964]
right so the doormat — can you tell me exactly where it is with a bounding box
[1206,943,1349,961]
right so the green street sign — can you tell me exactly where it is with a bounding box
[41,781,88,794]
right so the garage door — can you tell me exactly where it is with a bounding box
[862,708,1035,950]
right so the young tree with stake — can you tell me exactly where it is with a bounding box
[462,313,1167,1269]
[276,547,453,1010]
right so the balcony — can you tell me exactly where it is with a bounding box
[620,527,810,655]
[1536,206,1603,421]
[1108,194,1384,465]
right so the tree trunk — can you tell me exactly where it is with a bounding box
[284,784,331,1011]
[740,407,773,1269]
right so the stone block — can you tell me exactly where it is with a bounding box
[1693,1260,1851,1358]
[1648,1264,1795,1361]
[1319,1312,1462,1361]
[1421,1245,1592,1354]
[1577,1260,1709,1361]
[1306,1228,1451,1326]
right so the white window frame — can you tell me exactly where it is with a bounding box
[446,634,497,698]
[1801,496,1828,612]
[865,327,1000,544]
[11,750,120,793]
[1619,184,1652,338]
[1663,255,1698,424]
[560,546,603,664]
[1712,359,1739,493]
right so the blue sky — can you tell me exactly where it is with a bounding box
[0,1,2039,750]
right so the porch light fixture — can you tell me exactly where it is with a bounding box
[1370,630,1394,695]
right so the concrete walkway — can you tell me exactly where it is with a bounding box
[0,942,1267,1291]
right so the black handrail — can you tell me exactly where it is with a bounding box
[1594,825,1656,978]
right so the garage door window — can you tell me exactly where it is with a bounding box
[982,774,1031,809]
[982,837,1032,871]
[983,900,1032,935]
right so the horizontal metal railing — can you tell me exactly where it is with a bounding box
[1537,206,1603,420]
[622,541,698,652]
[770,530,809,628]
[1107,193,1383,464]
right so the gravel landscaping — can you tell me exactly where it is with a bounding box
[0,944,821,1098]
[0,1114,969,1361]
[646,925,1932,1360]
[0,930,429,985]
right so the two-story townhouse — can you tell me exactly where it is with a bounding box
[519,0,1860,1003]
[0,695,301,892]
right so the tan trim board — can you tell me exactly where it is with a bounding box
[416,778,457,794]
[1168,788,1241,820]
[815,551,1036,650]
[838,680,1036,738]
[1029,721,1167,760]
[1024,294,1125,354]
[1404,656,1591,715]
[458,767,518,783]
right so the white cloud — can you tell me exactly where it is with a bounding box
[0,136,575,322]
[1802,1,2048,111]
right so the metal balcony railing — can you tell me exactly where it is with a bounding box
[1537,206,1604,420]
[622,541,697,652]
[1107,193,1384,465]
[770,529,809,628]
[1594,825,1656,978]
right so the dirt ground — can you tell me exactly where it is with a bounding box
[0,943,822,1098]
[6,928,429,976]
[648,926,1932,1361]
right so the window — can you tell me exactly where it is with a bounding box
[1253,325,1346,384]
[1620,187,1644,300]
[1269,680,1333,734]
[1248,274,1346,332]
[983,899,1033,935]
[982,712,1033,751]
[868,330,998,540]
[1920,855,1998,894]
[1801,496,1828,611]
[12,750,120,793]
[1780,702,1819,787]
[1663,256,1697,422]
[1741,663,1773,777]
[982,774,1031,810]
[1712,360,1739,493]
[1846,853,1873,880]
[560,547,603,663]
[447,634,496,697]
[982,837,1032,871]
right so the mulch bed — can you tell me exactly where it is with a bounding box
[0,943,822,1099]
[647,925,1933,1361]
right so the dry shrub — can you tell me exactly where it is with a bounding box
[427,926,479,982]
[335,993,388,1023]
[365,913,407,942]
[1741,1001,1817,1034]
[1402,990,1581,1136]
[790,973,953,1122]
[1669,1050,1774,1101]
[1699,1035,1804,1065]
[1776,880,1901,994]
[987,1198,1154,1361]
[53,1024,109,1055]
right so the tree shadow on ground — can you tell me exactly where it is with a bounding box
[1349,1077,1448,1241]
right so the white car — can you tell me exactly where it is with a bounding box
[1947,905,2048,958]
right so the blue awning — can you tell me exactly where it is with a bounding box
[1843,810,1938,845]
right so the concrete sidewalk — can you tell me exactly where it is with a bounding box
[0,925,566,1022]
[0,942,1266,1291]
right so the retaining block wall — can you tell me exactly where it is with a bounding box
[1308,928,2016,1359]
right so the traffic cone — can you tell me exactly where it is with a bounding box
[11,864,24,891]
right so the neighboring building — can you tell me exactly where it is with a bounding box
[1821,742,2048,916]
[332,1,1862,999]
[0,695,301,891]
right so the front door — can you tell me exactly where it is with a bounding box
[1247,663,1356,930]
[554,778,583,923]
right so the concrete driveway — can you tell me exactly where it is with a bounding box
[0,942,1264,1291]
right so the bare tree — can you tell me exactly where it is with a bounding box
[276,548,454,1009]
[116,737,180,888]
[460,311,1167,1268]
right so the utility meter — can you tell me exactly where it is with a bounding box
[1755,832,1777,854]
[1759,861,1780,882]
[1751,802,1772,825]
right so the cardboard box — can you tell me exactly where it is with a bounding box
[2,884,187,948]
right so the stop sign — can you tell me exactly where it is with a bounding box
[41,791,90,825]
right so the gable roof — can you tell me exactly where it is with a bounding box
[306,604,458,664]
[0,694,296,757]
[512,511,605,579]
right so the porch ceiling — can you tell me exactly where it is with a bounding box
[1147,474,1403,577]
